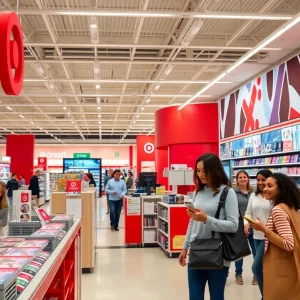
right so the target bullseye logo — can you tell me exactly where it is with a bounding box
[39,158,44,163]
[0,12,24,95]
[144,142,154,154]
[21,193,29,203]
[71,182,77,188]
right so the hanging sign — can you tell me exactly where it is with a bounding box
[0,12,24,95]
[37,157,47,171]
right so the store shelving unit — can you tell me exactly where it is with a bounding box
[0,155,11,184]
[38,171,50,205]
[17,219,81,300]
[157,202,190,258]
[157,202,189,257]
[50,172,63,192]
[141,196,161,246]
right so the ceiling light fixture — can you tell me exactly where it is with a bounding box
[147,129,155,136]
[71,121,74,124]
[153,84,160,91]
[6,106,13,111]
[136,115,140,118]
[19,115,25,119]
[141,107,145,110]
[96,96,100,104]
[181,20,204,46]
[11,132,14,134]
[160,64,174,80]
[90,16,98,28]
[33,62,46,75]
[98,121,101,124]
[146,98,151,103]
[57,98,63,103]
[96,84,101,89]
[63,106,67,110]
[30,121,34,125]
[97,106,101,110]
[93,62,100,74]
[47,82,55,90]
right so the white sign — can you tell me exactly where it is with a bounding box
[40,152,67,158]
[13,190,32,222]
[66,198,82,219]
[127,197,141,216]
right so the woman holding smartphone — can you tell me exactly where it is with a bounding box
[244,169,272,297]
[248,173,300,300]
[233,170,256,285]
[179,153,239,300]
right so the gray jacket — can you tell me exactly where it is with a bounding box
[0,208,8,227]
[234,189,252,217]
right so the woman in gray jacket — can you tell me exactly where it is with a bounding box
[233,170,256,285]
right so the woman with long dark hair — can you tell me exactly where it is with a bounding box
[178,153,239,300]
[233,170,256,285]
[249,173,300,300]
[0,183,9,236]
[244,169,272,297]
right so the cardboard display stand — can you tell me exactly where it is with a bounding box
[13,190,32,222]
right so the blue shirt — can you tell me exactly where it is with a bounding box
[105,178,127,201]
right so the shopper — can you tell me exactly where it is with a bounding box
[19,175,25,187]
[179,153,239,300]
[126,171,134,190]
[6,173,19,207]
[248,173,300,300]
[105,169,127,232]
[104,169,113,214]
[244,169,272,298]
[0,183,8,236]
[233,170,256,285]
[28,170,41,208]
[86,172,96,187]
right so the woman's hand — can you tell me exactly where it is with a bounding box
[244,223,250,236]
[187,208,208,223]
[248,217,268,233]
[179,249,187,267]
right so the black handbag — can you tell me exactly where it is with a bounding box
[220,187,251,262]
[188,193,225,270]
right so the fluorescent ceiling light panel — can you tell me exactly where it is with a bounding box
[97,107,101,110]
[146,98,151,103]
[160,64,174,80]
[96,84,101,89]
[57,98,62,103]
[96,96,100,104]
[30,121,34,124]
[19,115,25,119]
[90,16,98,28]
[141,107,145,110]
[153,84,160,91]
[181,20,204,46]
[93,62,100,74]
[63,106,67,110]
[6,106,13,111]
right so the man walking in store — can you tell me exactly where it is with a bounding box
[104,169,113,214]
[105,169,127,232]
[28,169,41,208]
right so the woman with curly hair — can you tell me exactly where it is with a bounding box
[249,173,300,300]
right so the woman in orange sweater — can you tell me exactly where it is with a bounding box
[248,173,300,300]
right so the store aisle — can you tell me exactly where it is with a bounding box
[81,197,261,300]
[96,197,125,247]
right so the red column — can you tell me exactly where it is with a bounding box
[155,103,219,194]
[136,135,155,175]
[6,134,35,185]
[155,148,168,187]
[129,145,133,168]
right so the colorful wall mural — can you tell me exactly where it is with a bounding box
[219,54,300,139]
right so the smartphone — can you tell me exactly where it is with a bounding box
[185,201,195,210]
[243,216,255,223]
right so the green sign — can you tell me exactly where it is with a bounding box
[115,152,120,157]
[73,153,91,159]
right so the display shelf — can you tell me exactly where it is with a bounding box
[221,149,299,161]
[158,229,169,237]
[158,216,168,223]
[232,162,300,168]
[144,213,157,216]
[144,226,157,229]
[157,202,190,258]
[17,219,81,300]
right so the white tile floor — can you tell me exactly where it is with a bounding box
[81,198,262,299]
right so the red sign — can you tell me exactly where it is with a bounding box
[21,192,29,203]
[0,12,24,95]
[66,180,81,194]
[37,157,47,171]
[37,208,51,222]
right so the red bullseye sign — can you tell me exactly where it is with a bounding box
[0,12,24,95]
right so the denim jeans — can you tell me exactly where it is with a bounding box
[252,239,265,297]
[188,266,229,300]
[109,200,123,229]
[235,231,257,276]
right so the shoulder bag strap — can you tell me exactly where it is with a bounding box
[211,186,230,238]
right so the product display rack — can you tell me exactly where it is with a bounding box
[141,196,161,246]
[0,156,11,184]
[223,150,300,186]
[49,172,63,193]
[38,171,50,205]
[17,219,81,300]
[157,202,190,258]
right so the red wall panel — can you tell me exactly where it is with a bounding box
[136,135,155,175]
[129,145,133,168]
[155,148,168,187]
[155,103,219,149]
[6,134,35,185]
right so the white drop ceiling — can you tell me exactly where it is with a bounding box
[0,0,300,145]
